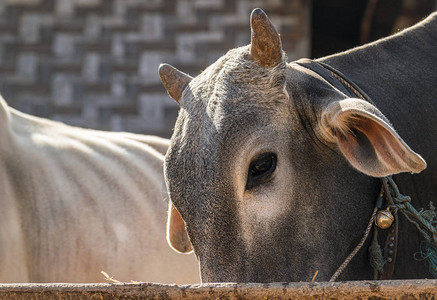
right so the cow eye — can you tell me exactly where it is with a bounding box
[246,152,277,189]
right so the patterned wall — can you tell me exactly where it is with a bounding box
[0,0,310,137]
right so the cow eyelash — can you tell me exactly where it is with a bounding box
[246,152,277,190]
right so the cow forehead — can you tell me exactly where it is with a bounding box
[175,46,289,139]
[183,46,287,106]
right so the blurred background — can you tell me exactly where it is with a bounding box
[0,0,435,138]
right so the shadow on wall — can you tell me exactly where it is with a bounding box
[311,0,437,58]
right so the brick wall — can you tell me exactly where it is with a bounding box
[0,0,310,138]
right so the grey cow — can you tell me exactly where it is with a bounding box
[159,9,437,282]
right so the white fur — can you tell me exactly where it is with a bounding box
[0,96,199,283]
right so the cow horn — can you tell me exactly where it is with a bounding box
[158,64,192,103]
[250,8,283,68]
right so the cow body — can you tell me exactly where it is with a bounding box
[159,9,437,282]
[0,97,199,283]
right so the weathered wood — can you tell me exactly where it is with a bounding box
[0,280,436,299]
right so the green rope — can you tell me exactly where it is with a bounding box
[387,177,437,277]
[419,202,437,224]
[368,227,385,279]
[415,241,437,277]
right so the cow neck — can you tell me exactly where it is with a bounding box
[317,12,437,109]
[294,58,398,281]
[294,58,373,104]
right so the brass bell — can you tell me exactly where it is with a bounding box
[375,209,394,229]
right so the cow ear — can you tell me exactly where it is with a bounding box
[320,98,426,177]
[167,202,193,254]
[158,64,192,103]
[250,8,283,68]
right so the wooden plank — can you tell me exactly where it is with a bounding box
[0,279,436,299]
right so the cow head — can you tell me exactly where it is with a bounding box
[159,8,426,282]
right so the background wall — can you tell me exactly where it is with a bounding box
[311,0,437,58]
[0,0,311,138]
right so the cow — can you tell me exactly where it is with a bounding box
[0,96,199,283]
[158,8,437,283]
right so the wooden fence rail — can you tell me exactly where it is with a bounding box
[0,279,436,299]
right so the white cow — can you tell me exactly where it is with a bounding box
[0,96,199,283]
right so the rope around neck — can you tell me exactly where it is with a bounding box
[329,207,378,282]
[298,59,437,280]
[386,176,437,277]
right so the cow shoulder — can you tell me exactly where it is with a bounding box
[0,96,11,140]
